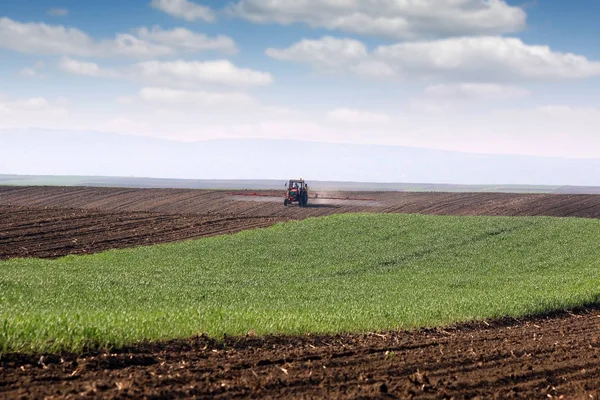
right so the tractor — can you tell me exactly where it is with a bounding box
[284,179,309,207]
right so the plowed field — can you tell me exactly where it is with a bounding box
[0,205,285,259]
[2,186,600,260]
[2,185,600,219]
[2,186,600,398]
[2,308,600,399]
[3,186,600,259]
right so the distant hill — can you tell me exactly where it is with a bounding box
[3,175,600,194]
[1,128,599,187]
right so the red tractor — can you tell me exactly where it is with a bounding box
[284,179,309,207]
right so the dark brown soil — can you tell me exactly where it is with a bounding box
[2,187,600,260]
[2,186,600,219]
[2,186,600,260]
[2,308,600,399]
[3,186,600,398]
[0,205,284,260]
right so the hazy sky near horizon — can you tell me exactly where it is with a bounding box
[1,0,600,160]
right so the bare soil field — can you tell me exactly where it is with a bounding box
[2,308,600,399]
[2,186,600,219]
[0,205,285,260]
[3,186,600,398]
[2,186,600,259]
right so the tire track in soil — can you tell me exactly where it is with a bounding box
[2,309,600,399]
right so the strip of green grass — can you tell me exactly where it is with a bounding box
[1,213,600,354]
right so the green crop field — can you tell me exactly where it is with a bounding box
[1,213,600,355]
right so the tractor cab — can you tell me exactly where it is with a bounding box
[287,180,304,190]
[284,179,309,207]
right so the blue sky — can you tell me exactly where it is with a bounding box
[1,0,600,181]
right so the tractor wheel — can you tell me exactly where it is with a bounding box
[284,199,288,206]
[302,192,309,206]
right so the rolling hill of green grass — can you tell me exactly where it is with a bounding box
[1,213,600,354]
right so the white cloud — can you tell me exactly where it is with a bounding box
[481,106,600,157]
[135,26,237,54]
[268,36,600,82]
[11,98,53,110]
[150,0,215,22]
[18,68,38,77]
[0,17,233,58]
[0,17,99,56]
[96,105,600,159]
[48,8,69,17]
[265,37,396,79]
[409,99,456,113]
[130,60,274,88]
[4,93,600,160]
[266,36,367,69]
[0,17,170,57]
[374,36,600,81]
[496,105,600,129]
[0,95,69,128]
[17,61,46,78]
[111,33,175,58]
[230,0,526,39]
[328,108,391,124]
[262,106,301,117]
[135,87,256,107]
[536,105,600,118]
[58,58,273,88]
[59,57,119,77]
[410,83,529,113]
[351,61,396,79]
[424,83,530,100]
